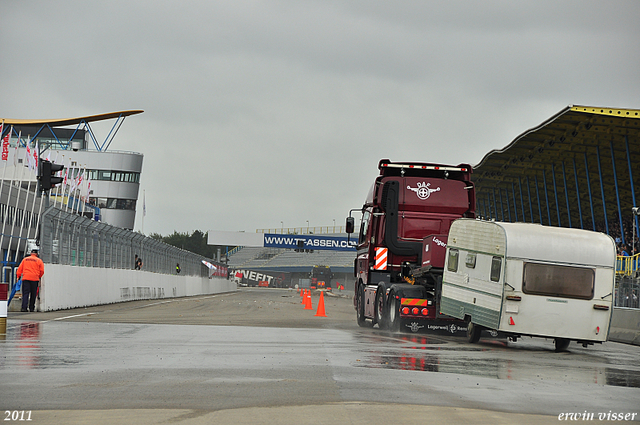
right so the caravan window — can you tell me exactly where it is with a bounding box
[523,262,594,300]
[447,249,459,272]
[465,253,477,269]
[490,256,502,282]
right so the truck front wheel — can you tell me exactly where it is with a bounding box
[356,284,369,327]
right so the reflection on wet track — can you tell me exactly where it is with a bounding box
[355,332,640,388]
[15,322,41,370]
[2,321,639,391]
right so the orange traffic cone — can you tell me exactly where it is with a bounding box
[315,291,327,317]
[304,292,313,310]
[300,288,305,303]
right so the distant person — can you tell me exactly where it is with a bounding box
[176,263,181,274]
[134,254,139,270]
[17,249,45,312]
[136,256,143,270]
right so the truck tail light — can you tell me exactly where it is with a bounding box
[402,307,409,315]
[421,308,429,316]
[412,307,419,315]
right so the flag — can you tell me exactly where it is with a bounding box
[1,128,9,162]
[33,140,39,171]
[77,168,84,188]
[86,178,92,203]
[13,130,20,166]
[70,168,81,193]
[25,143,32,170]
[62,166,69,186]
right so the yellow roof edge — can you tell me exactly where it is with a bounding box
[570,105,640,118]
[0,110,144,127]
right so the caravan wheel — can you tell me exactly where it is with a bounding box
[467,322,482,343]
[554,338,570,352]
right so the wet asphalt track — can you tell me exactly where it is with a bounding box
[1,287,639,424]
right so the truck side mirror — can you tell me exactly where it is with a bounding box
[346,217,355,234]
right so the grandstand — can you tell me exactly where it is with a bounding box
[474,105,640,246]
[473,105,640,308]
[227,234,356,290]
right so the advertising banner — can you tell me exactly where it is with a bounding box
[231,269,291,288]
[263,234,356,251]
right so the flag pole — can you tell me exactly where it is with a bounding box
[80,164,87,217]
[0,120,6,197]
[64,162,73,213]
[0,122,7,259]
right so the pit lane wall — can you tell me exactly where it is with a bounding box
[608,308,640,346]
[9,264,237,311]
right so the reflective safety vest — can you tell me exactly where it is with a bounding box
[17,254,45,281]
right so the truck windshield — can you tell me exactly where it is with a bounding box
[359,210,371,245]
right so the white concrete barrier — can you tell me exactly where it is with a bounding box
[609,307,640,346]
[10,264,237,312]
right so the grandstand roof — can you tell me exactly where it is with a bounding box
[1,110,144,127]
[472,105,640,241]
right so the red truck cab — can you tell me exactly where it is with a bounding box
[347,159,475,333]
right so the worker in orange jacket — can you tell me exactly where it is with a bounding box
[16,249,45,312]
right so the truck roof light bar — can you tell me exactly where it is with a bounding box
[380,163,468,172]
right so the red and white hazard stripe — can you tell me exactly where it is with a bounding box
[401,298,430,307]
[374,247,388,270]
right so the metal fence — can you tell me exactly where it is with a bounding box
[256,226,347,235]
[615,255,640,309]
[616,253,640,276]
[616,275,640,309]
[40,206,219,277]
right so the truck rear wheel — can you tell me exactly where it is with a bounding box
[375,289,387,330]
[387,291,400,332]
[467,322,482,343]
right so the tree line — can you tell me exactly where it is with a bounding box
[149,230,231,260]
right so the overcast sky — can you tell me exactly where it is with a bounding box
[2,1,639,236]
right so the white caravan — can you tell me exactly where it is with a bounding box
[440,219,616,351]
